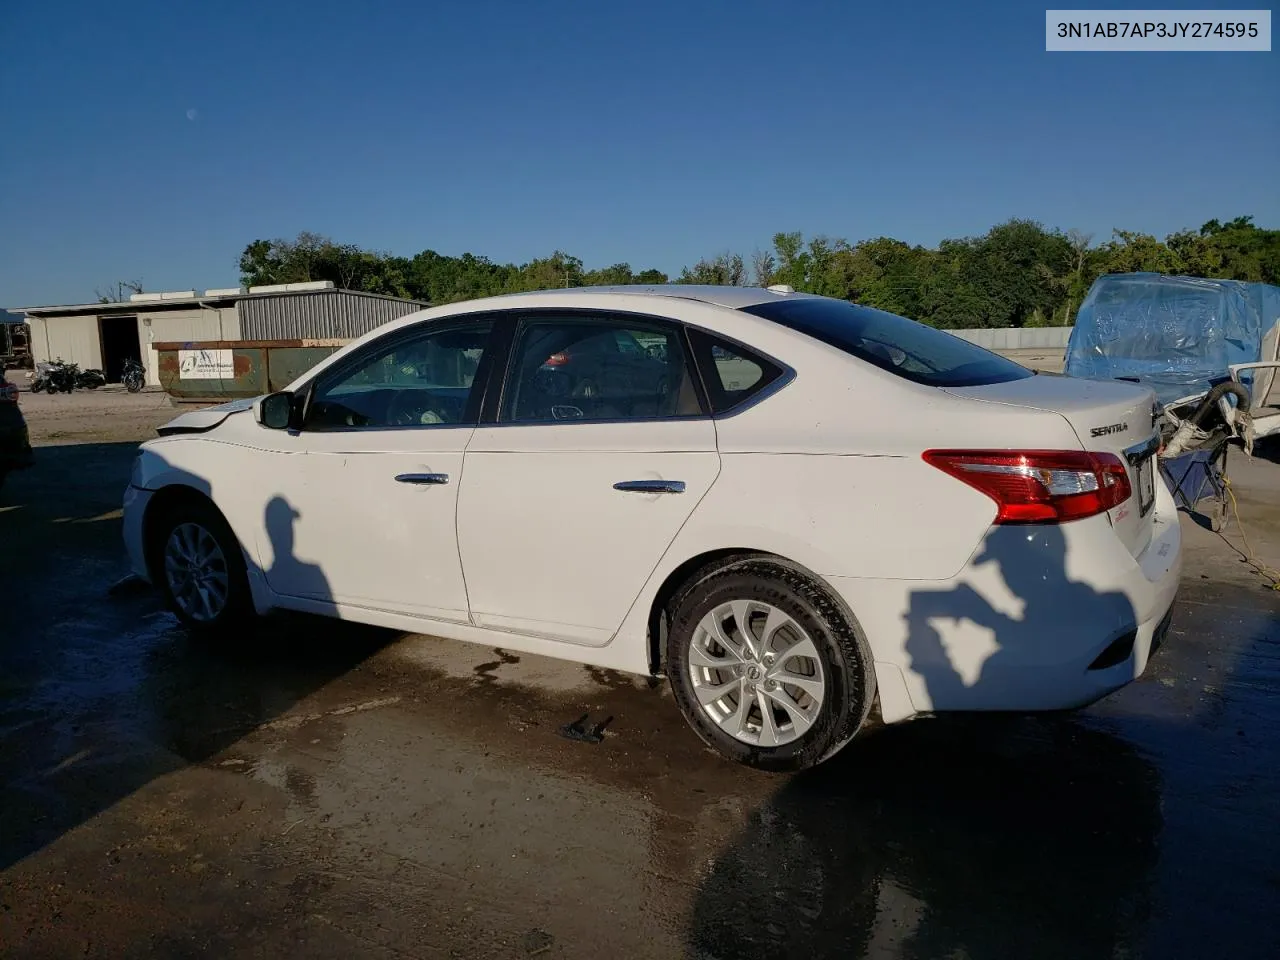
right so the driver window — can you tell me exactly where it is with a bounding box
[306,321,493,430]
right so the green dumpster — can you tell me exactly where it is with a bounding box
[155,339,348,402]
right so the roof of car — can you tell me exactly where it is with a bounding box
[470,284,822,310]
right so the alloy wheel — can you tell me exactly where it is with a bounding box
[687,599,826,747]
[163,522,231,622]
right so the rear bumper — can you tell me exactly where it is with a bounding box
[828,478,1182,722]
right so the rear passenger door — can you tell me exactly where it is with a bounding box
[456,312,719,646]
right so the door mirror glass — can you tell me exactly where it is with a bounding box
[257,391,294,429]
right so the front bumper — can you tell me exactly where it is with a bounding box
[0,421,34,470]
[122,484,154,582]
[828,477,1182,721]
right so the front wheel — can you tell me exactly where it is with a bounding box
[125,375,144,393]
[665,557,876,773]
[152,499,254,632]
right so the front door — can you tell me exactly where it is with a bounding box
[265,318,496,624]
[458,313,720,646]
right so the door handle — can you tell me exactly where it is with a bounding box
[395,473,450,485]
[613,479,686,494]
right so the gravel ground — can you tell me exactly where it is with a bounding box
[2,365,1279,959]
[4,373,205,446]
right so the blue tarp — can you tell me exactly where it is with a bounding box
[1064,273,1280,406]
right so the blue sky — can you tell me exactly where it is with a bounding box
[1,0,1275,305]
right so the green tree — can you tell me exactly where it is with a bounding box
[583,263,637,286]
[678,253,747,286]
[1096,230,1183,275]
[513,251,584,291]
[1199,216,1280,283]
[238,215,1276,328]
[238,240,284,286]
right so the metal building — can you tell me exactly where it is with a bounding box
[10,282,426,387]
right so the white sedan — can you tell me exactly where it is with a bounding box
[123,285,1181,771]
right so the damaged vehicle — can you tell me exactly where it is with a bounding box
[1066,273,1280,529]
[122,285,1181,771]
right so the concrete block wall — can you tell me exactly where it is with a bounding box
[945,327,1073,349]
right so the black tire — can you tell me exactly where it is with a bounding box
[150,497,254,633]
[665,557,876,773]
[29,380,44,394]
[126,377,143,394]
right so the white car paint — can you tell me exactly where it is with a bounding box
[458,418,721,645]
[124,285,1181,731]
[259,422,474,623]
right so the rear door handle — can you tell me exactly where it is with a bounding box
[395,473,450,485]
[613,479,686,494]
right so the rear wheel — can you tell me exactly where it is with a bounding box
[665,557,875,772]
[152,499,253,632]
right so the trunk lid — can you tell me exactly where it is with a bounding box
[943,374,1161,558]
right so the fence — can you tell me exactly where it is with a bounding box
[944,327,1073,350]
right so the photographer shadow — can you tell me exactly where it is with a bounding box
[903,524,1139,713]
[686,524,1159,959]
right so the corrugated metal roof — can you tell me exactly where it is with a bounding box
[12,287,426,319]
[12,294,240,315]
[238,290,426,340]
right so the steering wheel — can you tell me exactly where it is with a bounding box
[310,400,371,428]
[386,391,446,426]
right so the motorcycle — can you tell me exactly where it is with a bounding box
[28,359,80,394]
[76,367,107,390]
[121,357,145,393]
[29,357,144,393]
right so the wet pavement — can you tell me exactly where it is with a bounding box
[2,396,1279,959]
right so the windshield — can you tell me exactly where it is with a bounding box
[740,297,1034,388]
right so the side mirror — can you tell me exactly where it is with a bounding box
[255,391,295,430]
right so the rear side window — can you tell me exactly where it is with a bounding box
[687,328,785,413]
[502,316,702,423]
[740,298,1033,388]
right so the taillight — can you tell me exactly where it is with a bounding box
[544,352,570,366]
[923,449,1131,524]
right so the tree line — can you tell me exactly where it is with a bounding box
[237,216,1279,329]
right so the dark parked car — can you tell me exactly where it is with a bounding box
[0,374,34,490]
